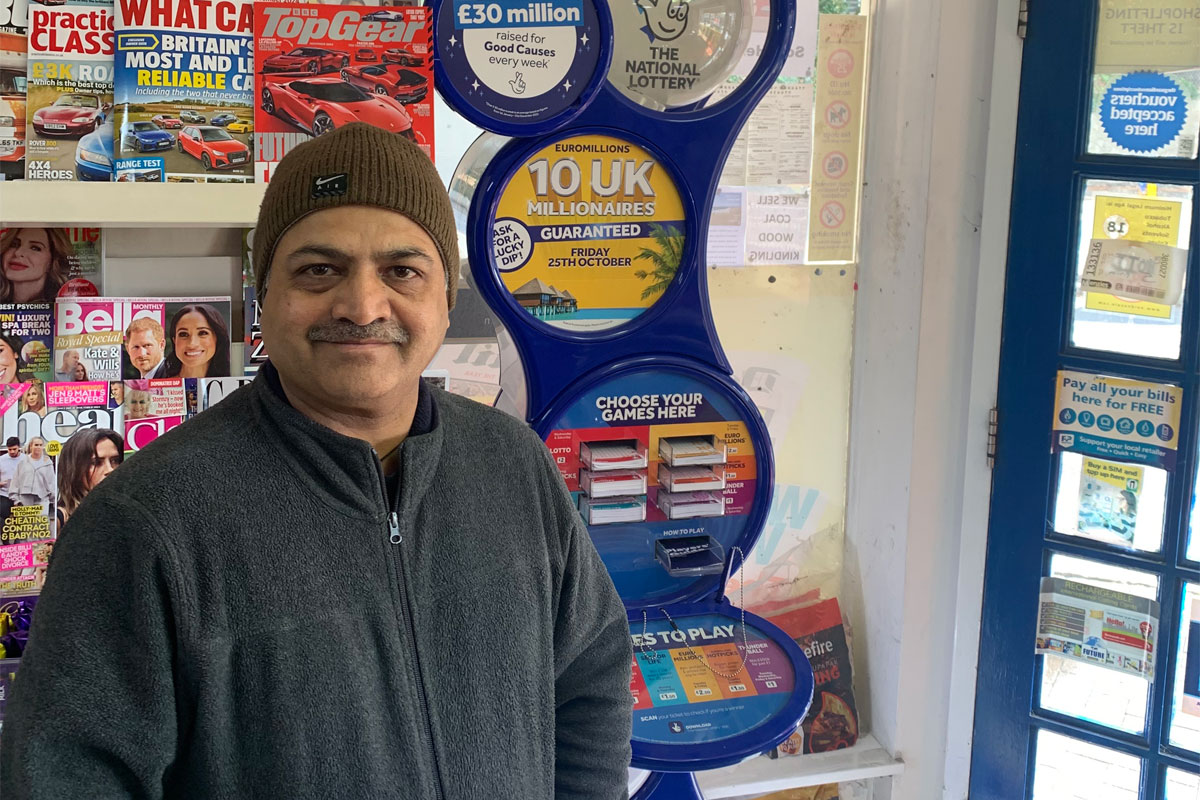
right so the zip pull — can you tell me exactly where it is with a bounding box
[388,511,403,545]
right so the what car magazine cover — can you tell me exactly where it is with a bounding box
[122,377,186,453]
[0,303,52,383]
[54,297,233,386]
[113,0,253,183]
[25,0,115,181]
[255,2,434,182]
[0,0,29,181]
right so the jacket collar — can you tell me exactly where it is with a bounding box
[248,360,444,521]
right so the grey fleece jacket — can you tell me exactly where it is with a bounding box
[0,365,633,799]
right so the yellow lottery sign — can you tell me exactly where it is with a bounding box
[492,134,686,332]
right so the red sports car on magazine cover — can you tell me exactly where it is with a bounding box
[151,115,181,129]
[262,47,348,74]
[356,47,377,62]
[382,47,424,67]
[177,125,251,170]
[340,65,428,104]
[32,93,109,136]
[260,77,416,139]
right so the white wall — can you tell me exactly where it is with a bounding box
[844,0,1020,798]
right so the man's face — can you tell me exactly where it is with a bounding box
[126,329,164,373]
[259,205,449,417]
[6,445,18,458]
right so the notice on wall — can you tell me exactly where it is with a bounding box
[807,14,866,263]
[1052,370,1182,470]
[1036,577,1159,681]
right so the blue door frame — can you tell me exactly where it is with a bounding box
[969,2,1200,799]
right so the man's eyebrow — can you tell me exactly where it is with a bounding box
[374,246,436,264]
[285,244,349,264]
[283,245,436,264]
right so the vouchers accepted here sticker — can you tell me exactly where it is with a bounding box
[492,134,686,331]
[437,0,602,127]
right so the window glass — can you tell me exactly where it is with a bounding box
[1168,582,1200,753]
[1032,729,1141,800]
[1053,451,1167,553]
[1071,180,1193,359]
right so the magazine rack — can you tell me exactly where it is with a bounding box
[434,0,812,790]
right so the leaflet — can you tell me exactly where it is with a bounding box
[1036,576,1159,681]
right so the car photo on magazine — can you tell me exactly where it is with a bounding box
[254,2,433,183]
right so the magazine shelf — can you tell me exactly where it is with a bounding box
[0,182,264,228]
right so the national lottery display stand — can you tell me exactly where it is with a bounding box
[434,0,812,793]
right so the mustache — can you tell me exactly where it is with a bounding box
[307,321,410,344]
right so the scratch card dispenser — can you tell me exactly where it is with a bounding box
[659,434,726,466]
[580,493,648,525]
[655,535,724,577]
[581,439,649,470]
[581,468,648,498]
[656,489,725,520]
[657,463,725,492]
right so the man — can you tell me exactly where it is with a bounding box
[1,123,633,799]
[124,316,166,378]
[0,435,24,521]
[53,348,80,382]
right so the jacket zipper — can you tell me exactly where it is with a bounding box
[375,450,444,800]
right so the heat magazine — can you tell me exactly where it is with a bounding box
[254,1,433,182]
[113,0,254,183]
[25,0,115,181]
[0,380,121,596]
[53,296,233,384]
[0,0,28,181]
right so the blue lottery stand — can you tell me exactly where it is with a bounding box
[435,0,812,793]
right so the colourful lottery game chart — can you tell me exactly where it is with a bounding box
[435,0,811,793]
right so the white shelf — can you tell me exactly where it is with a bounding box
[694,735,903,799]
[0,182,265,228]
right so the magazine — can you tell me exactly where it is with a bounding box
[767,598,860,756]
[241,228,266,375]
[0,303,52,383]
[54,296,233,384]
[0,380,119,595]
[0,226,104,299]
[196,376,250,412]
[122,377,186,453]
[254,2,434,182]
[25,0,115,181]
[112,0,253,183]
[0,0,28,181]
[0,383,51,596]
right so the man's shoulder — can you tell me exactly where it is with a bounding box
[94,386,261,511]
[433,388,544,450]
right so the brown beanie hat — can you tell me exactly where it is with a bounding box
[253,122,459,309]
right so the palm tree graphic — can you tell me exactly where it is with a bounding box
[633,223,685,300]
